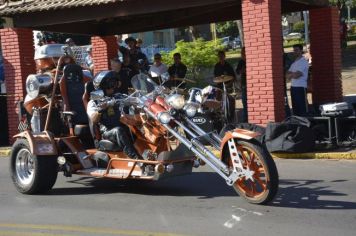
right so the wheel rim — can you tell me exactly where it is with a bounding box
[230,144,269,199]
[15,148,35,186]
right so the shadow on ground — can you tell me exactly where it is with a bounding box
[271,179,356,210]
[49,172,356,210]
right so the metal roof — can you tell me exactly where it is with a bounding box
[0,0,120,15]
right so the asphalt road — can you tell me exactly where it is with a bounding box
[0,157,356,236]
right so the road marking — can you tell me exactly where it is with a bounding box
[223,215,241,229]
[0,230,73,236]
[223,207,263,229]
[0,223,187,236]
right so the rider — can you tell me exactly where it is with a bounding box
[86,71,140,159]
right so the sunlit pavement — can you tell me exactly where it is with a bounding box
[0,158,356,236]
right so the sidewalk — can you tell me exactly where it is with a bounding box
[0,147,11,157]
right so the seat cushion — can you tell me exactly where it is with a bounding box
[74,124,91,137]
[98,140,121,152]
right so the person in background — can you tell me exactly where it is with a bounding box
[115,35,128,59]
[235,47,247,122]
[304,44,312,65]
[136,38,143,52]
[84,46,94,73]
[286,44,309,116]
[167,53,188,88]
[110,58,132,95]
[149,53,168,84]
[213,50,236,122]
[125,37,148,71]
[214,50,235,89]
[121,55,138,88]
[340,18,348,49]
[65,38,76,47]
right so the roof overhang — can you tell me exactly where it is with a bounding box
[0,0,329,35]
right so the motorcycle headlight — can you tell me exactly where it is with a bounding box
[165,94,185,110]
[184,104,197,118]
[157,112,172,124]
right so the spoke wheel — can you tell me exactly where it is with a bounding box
[224,139,279,204]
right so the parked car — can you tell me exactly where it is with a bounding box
[220,36,234,50]
[283,32,303,41]
[232,37,241,49]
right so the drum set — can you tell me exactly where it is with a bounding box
[171,75,235,132]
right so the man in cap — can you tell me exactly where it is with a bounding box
[125,37,148,72]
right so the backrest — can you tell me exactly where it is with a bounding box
[59,64,89,125]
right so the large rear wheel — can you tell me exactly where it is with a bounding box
[223,139,279,204]
[10,139,58,194]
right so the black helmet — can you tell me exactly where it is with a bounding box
[93,70,118,90]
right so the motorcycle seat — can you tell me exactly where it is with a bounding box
[74,124,91,137]
[97,139,121,152]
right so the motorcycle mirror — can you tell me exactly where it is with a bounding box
[160,72,170,84]
[90,90,105,100]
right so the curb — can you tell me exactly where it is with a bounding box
[0,148,11,157]
[272,152,356,160]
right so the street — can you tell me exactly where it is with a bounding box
[0,157,356,236]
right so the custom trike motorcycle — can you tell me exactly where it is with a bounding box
[10,52,278,204]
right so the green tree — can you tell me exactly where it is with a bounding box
[293,21,305,33]
[329,0,356,12]
[216,21,239,38]
[161,39,224,85]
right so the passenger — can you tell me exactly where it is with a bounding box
[87,71,140,159]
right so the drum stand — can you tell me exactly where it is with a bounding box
[222,82,230,124]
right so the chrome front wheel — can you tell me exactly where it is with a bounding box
[15,148,35,186]
[10,138,58,194]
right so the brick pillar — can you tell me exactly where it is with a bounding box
[241,0,285,125]
[310,7,342,105]
[91,36,118,75]
[0,28,35,144]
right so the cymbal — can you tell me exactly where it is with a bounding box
[213,75,234,83]
[172,77,196,84]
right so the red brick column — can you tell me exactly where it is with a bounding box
[91,36,118,75]
[0,28,36,143]
[242,0,285,125]
[310,7,342,105]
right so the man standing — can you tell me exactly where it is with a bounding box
[149,53,168,84]
[286,44,309,116]
[214,50,235,90]
[168,53,187,88]
[125,37,148,71]
[214,50,236,122]
[235,47,247,122]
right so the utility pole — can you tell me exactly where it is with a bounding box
[303,11,309,45]
[346,0,352,22]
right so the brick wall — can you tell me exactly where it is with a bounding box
[242,0,285,125]
[310,7,343,105]
[0,28,35,144]
[91,36,118,75]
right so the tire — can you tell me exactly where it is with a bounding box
[10,139,58,194]
[222,139,279,204]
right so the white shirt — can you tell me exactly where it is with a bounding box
[289,56,309,88]
[149,63,168,77]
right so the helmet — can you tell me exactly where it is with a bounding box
[93,71,118,90]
